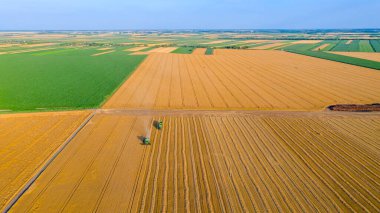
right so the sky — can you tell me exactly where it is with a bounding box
[0,0,379,30]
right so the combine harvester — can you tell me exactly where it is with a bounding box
[143,137,150,145]
[142,120,163,145]
[157,121,163,130]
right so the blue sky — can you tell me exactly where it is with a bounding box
[1,0,379,30]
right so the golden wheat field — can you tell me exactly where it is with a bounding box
[192,48,207,55]
[2,41,380,212]
[10,111,380,212]
[0,111,90,209]
[330,51,380,62]
[103,50,380,111]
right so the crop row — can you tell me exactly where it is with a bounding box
[9,113,379,212]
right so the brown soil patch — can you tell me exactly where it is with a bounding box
[328,103,380,112]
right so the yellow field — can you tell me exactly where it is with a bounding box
[91,50,115,56]
[330,51,380,62]
[313,43,330,51]
[192,48,206,55]
[241,39,269,44]
[22,43,57,48]
[250,42,286,50]
[291,40,322,44]
[147,47,178,53]
[10,111,380,212]
[0,44,19,48]
[201,40,230,45]
[97,47,112,51]
[103,50,380,110]
[3,45,380,212]
[2,47,58,55]
[0,111,91,209]
[126,46,148,52]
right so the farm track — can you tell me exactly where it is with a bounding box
[9,109,380,212]
[103,50,380,111]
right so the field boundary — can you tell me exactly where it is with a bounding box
[285,50,380,70]
[98,108,380,118]
[98,55,148,108]
[2,111,97,213]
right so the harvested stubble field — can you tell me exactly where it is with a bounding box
[125,46,148,52]
[0,111,90,209]
[104,49,380,111]
[192,48,206,55]
[291,40,322,44]
[147,47,178,53]
[313,43,330,51]
[251,42,287,50]
[10,111,380,212]
[330,51,380,62]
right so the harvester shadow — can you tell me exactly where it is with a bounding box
[153,120,160,129]
[137,136,146,145]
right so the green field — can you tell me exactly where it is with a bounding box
[315,40,340,51]
[282,40,377,53]
[370,40,380,52]
[359,40,374,52]
[0,48,146,112]
[286,49,380,70]
[331,40,360,52]
[282,43,320,51]
[205,48,214,55]
[171,47,195,54]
